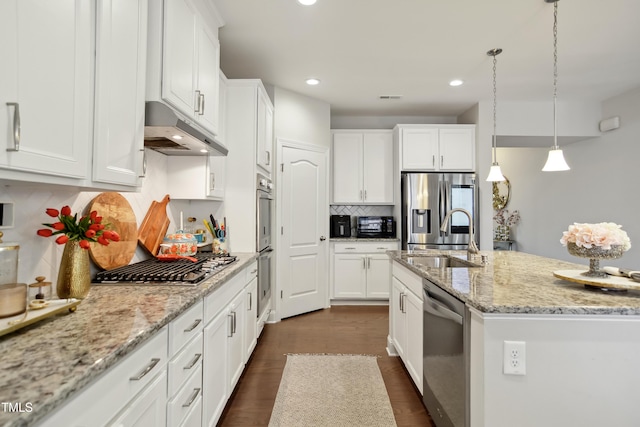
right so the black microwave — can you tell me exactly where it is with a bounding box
[357,216,396,238]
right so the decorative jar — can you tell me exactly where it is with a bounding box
[494,225,511,241]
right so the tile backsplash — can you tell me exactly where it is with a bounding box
[330,205,394,217]
[0,149,223,291]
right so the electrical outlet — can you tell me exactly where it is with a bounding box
[503,341,526,375]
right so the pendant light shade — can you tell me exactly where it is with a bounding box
[542,148,570,171]
[542,0,570,172]
[487,164,506,181]
[486,48,505,182]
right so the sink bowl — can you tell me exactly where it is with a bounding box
[405,255,481,268]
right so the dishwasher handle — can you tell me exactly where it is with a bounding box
[423,289,463,325]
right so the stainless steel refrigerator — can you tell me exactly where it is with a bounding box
[401,172,479,251]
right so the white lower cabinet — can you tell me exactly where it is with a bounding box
[108,371,168,427]
[202,262,258,427]
[390,262,423,394]
[332,241,398,300]
[38,262,261,427]
[244,276,258,363]
[202,308,230,427]
[37,327,169,427]
[226,289,247,391]
[167,301,203,427]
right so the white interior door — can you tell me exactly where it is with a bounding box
[278,140,328,319]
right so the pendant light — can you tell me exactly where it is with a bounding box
[542,0,570,171]
[486,48,505,182]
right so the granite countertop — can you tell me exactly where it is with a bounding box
[390,250,640,316]
[0,253,258,427]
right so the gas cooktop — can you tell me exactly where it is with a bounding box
[93,253,237,286]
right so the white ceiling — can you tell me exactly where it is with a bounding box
[213,0,640,118]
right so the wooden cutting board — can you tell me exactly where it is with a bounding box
[138,194,171,256]
[88,192,137,270]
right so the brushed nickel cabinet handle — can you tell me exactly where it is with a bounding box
[266,151,271,165]
[183,318,202,332]
[129,358,160,381]
[182,388,201,407]
[432,155,435,167]
[6,102,20,152]
[194,90,201,113]
[199,93,205,115]
[441,155,444,167]
[228,314,234,337]
[138,148,146,178]
[248,292,252,311]
[183,353,202,370]
[232,311,237,334]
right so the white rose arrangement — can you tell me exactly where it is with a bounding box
[560,222,631,251]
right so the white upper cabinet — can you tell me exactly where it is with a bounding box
[226,79,274,178]
[256,87,274,175]
[0,0,93,180]
[397,125,475,172]
[400,127,439,171]
[93,0,148,187]
[332,130,394,204]
[157,0,221,136]
[166,155,225,200]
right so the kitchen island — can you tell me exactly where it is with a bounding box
[0,253,258,427]
[389,250,640,427]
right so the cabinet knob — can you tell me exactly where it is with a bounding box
[319,236,326,241]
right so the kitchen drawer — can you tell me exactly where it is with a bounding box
[39,327,169,427]
[178,393,202,427]
[169,300,204,356]
[393,261,423,298]
[246,261,258,282]
[334,241,398,254]
[168,333,203,398]
[167,364,202,427]
[204,270,246,324]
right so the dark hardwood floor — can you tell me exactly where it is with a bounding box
[218,305,434,426]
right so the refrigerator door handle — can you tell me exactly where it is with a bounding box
[438,180,446,237]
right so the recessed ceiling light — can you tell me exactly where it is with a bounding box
[449,79,464,87]
[199,149,208,153]
[298,0,317,5]
[172,135,183,140]
[306,78,320,86]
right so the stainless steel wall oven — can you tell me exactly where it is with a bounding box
[256,174,273,318]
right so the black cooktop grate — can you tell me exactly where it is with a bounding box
[94,253,237,284]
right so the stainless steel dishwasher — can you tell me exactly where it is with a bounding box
[422,279,469,427]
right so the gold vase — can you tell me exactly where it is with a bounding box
[57,241,91,299]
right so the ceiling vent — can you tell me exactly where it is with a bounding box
[379,95,402,100]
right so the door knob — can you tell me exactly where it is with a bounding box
[319,236,326,241]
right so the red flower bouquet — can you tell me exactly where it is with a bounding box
[37,205,120,249]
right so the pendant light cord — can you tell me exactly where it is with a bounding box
[492,52,498,164]
[552,1,558,149]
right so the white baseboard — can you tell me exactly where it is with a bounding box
[330,299,389,306]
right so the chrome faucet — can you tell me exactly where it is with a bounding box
[440,208,479,255]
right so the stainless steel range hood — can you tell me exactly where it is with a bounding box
[143,101,228,156]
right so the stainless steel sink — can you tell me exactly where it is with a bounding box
[405,255,481,268]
